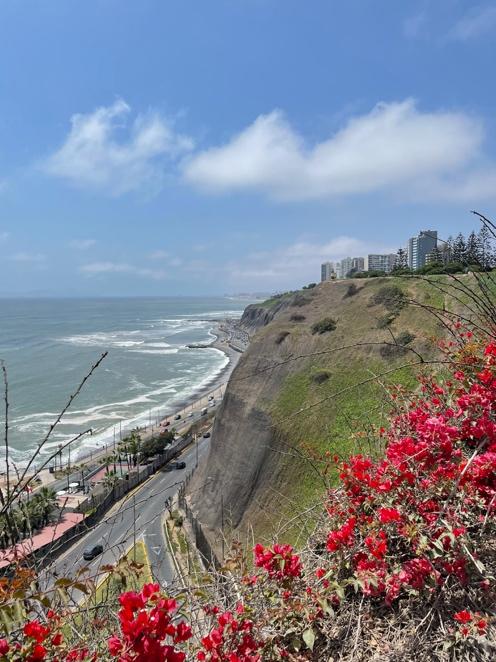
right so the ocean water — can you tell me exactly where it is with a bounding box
[0,297,247,468]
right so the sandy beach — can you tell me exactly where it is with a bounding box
[2,321,243,490]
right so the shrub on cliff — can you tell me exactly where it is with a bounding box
[311,317,337,334]
[371,284,406,314]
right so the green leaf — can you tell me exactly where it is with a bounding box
[303,628,315,651]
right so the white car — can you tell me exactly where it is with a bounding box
[209,401,216,407]
[187,412,194,418]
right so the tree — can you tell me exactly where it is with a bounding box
[428,246,442,264]
[452,233,466,264]
[478,225,493,270]
[465,231,480,266]
[394,247,407,269]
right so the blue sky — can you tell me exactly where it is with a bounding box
[1,0,496,296]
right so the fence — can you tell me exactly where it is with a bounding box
[178,478,221,570]
[1,433,197,574]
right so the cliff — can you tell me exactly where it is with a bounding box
[189,277,448,550]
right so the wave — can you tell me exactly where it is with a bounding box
[130,348,179,355]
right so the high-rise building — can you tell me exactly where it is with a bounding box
[340,257,353,278]
[321,261,335,282]
[407,230,438,270]
[334,256,365,278]
[365,254,396,274]
[351,257,365,273]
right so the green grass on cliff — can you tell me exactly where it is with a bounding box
[250,276,453,544]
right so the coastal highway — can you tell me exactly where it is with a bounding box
[39,435,211,599]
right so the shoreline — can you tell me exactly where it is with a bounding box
[1,321,242,486]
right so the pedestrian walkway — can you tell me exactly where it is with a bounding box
[0,512,85,569]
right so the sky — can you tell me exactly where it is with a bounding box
[1,0,496,296]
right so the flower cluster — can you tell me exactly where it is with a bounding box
[197,605,262,661]
[319,332,496,609]
[108,583,191,661]
[253,543,302,581]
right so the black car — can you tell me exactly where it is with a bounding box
[202,431,211,438]
[83,544,103,561]
[174,414,181,420]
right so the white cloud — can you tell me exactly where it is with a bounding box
[70,239,97,250]
[183,99,488,202]
[148,249,170,260]
[42,99,194,195]
[80,261,168,280]
[10,252,46,263]
[449,5,496,41]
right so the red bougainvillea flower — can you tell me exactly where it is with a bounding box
[254,543,301,580]
[0,639,9,656]
[23,621,50,644]
[454,610,473,624]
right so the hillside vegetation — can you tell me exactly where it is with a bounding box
[189,275,453,547]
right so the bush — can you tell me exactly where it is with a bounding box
[275,330,290,345]
[371,285,406,314]
[312,370,331,384]
[343,283,360,298]
[377,314,395,329]
[290,313,306,322]
[311,317,337,334]
[396,330,415,345]
[302,282,317,289]
[291,294,311,307]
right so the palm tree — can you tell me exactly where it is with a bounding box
[126,430,141,467]
[36,487,57,526]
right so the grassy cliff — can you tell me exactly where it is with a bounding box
[189,276,451,549]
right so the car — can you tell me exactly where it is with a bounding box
[209,401,215,407]
[208,395,214,401]
[202,431,211,438]
[201,408,207,415]
[173,414,181,420]
[83,544,103,561]
[187,412,194,418]
[163,421,170,427]
[167,461,186,470]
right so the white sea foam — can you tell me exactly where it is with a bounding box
[130,348,179,355]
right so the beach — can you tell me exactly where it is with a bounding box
[0,319,243,492]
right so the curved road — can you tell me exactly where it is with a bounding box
[40,435,210,601]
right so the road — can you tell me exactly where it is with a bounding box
[39,435,211,601]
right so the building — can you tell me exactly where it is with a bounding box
[365,253,396,273]
[333,256,365,279]
[340,257,353,278]
[320,261,335,282]
[351,257,365,273]
[407,230,438,271]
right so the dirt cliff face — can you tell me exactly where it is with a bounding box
[189,278,447,550]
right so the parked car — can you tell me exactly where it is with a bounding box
[208,395,214,401]
[209,401,216,407]
[201,408,207,416]
[203,431,211,438]
[83,544,103,561]
[187,412,194,418]
[174,414,181,420]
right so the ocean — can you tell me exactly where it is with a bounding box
[0,297,248,469]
